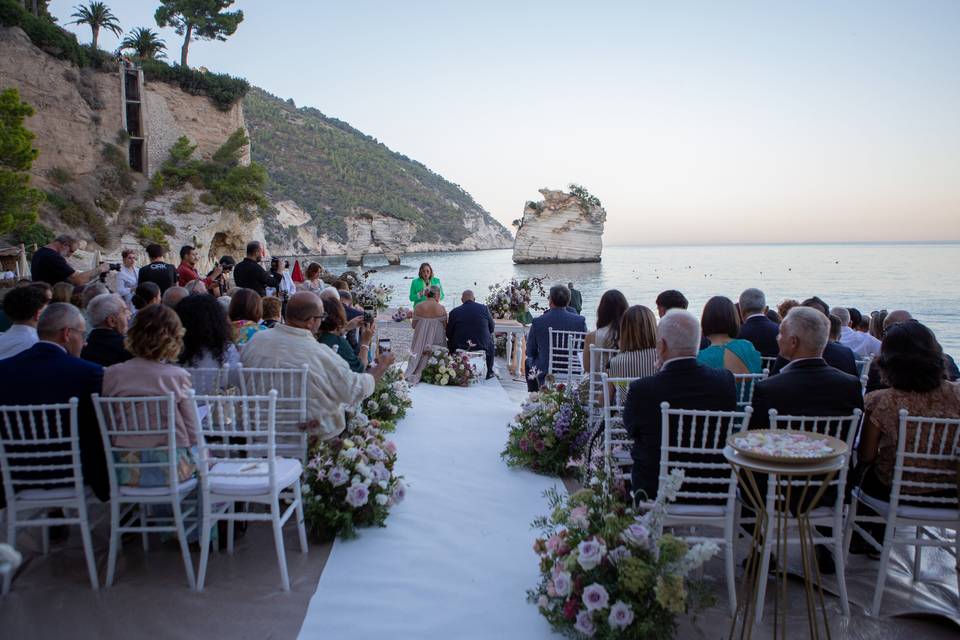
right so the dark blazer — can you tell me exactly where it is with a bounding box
[569,288,583,314]
[0,343,108,505]
[622,358,737,500]
[80,328,133,367]
[770,341,858,378]
[525,308,587,383]
[447,300,495,352]
[737,314,781,358]
[233,257,270,296]
[750,358,863,430]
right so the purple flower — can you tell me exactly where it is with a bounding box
[582,583,609,612]
[345,483,369,508]
[574,611,596,637]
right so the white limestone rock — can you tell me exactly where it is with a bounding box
[345,211,417,266]
[512,188,606,264]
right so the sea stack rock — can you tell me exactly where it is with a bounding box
[512,188,606,264]
[345,211,417,266]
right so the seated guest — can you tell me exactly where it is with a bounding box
[582,289,628,373]
[183,279,207,296]
[162,286,189,309]
[339,289,363,351]
[241,293,395,440]
[869,310,887,340]
[697,296,762,374]
[102,304,198,486]
[261,296,282,328]
[864,310,959,392]
[0,303,108,504]
[770,299,858,377]
[833,306,881,357]
[750,307,863,430]
[406,286,449,384]
[131,281,161,313]
[317,296,371,373]
[607,305,658,379]
[765,309,781,324]
[777,299,799,320]
[446,289,496,379]
[854,321,960,542]
[656,289,710,350]
[525,284,588,391]
[228,288,266,346]
[52,281,74,304]
[622,310,736,499]
[80,294,133,367]
[176,294,240,370]
[80,283,109,309]
[736,288,780,358]
[828,314,842,342]
[0,284,50,359]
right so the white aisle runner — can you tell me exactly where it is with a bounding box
[297,380,559,640]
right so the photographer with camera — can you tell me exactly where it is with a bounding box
[234,241,272,296]
[30,235,109,286]
[269,257,295,317]
[206,256,235,298]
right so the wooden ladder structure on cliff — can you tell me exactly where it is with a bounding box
[120,63,146,174]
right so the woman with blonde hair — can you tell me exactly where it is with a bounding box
[607,305,658,379]
[102,304,199,486]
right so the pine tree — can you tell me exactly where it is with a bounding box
[0,88,45,236]
[155,0,244,67]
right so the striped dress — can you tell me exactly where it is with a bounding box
[607,348,658,379]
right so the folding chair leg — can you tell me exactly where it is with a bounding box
[911,532,923,583]
[77,502,99,591]
[1,509,13,594]
[833,538,850,617]
[724,540,737,616]
[871,526,896,616]
[842,499,859,567]
[172,500,196,590]
[197,499,213,592]
[41,522,50,556]
[293,482,308,554]
[140,504,149,552]
[105,501,121,587]
[227,503,235,555]
[271,502,291,591]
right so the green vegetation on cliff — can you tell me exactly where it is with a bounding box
[244,87,507,244]
[0,87,48,245]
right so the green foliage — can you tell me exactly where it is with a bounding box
[56,197,108,245]
[210,127,246,165]
[68,1,122,50]
[11,220,53,247]
[140,58,248,111]
[0,0,115,69]
[244,88,510,244]
[47,165,73,184]
[155,0,244,67]
[136,222,170,249]
[120,26,167,60]
[0,87,44,237]
[174,193,195,213]
[568,183,602,208]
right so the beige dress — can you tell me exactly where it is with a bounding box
[405,313,448,383]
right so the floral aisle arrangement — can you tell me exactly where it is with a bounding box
[420,348,478,386]
[485,276,546,323]
[502,382,592,476]
[363,366,413,430]
[301,410,406,541]
[354,272,394,312]
[529,471,718,639]
[391,307,412,322]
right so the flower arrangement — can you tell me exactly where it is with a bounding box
[354,273,394,312]
[502,382,592,476]
[301,409,406,541]
[485,276,546,323]
[391,307,412,322]
[363,366,413,429]
[420,348,478,386]
[529,470,718,639]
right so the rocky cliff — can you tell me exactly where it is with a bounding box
[512,188,606,264]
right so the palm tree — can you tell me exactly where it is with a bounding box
[120,27,167,60]
[69,2,123,51]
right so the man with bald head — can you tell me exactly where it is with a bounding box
[864,310,959,392]
[0,303,109,505]
[241,292,396,440]
[750,307,863,430]
[622,309,737,499]
[447,289,496,379]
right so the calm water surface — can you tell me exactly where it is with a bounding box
[309,243,960,358]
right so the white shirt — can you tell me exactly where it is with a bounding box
[839,326,881,358]
[0,325,38,360]
[116,265,138,307]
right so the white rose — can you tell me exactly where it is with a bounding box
[375,493,389,506]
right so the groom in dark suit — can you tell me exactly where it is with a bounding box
[0,303,108,508]
[525,284,587,391]
[447,290,496,379]
[622,310,737,500]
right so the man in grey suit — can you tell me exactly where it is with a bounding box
[525,284,587,391]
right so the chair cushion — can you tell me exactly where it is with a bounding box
[16,487,81,502]
[208,458,302,496]
[857,488,959,522]
[119,477,198,497]
[667,504,727,517]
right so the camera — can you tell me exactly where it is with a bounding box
[363,311,374,323]
[378,338,392,354]
[108,263,121,271]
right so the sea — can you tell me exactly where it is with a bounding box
[303,243,960,358]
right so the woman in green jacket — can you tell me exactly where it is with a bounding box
[409,262,443,306]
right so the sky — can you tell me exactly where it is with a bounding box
[49,0,960,245]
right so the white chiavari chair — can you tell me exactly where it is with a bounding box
[586,345,619,424]
[760,356,778,372]
[237,365,310,464]
[0,399,98,593]
[599,374,637,483]
[843,411,959,616]
[732,369,769,409]
[192,391,307,592]
[93,393,199,588]
[547,328,586,384]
